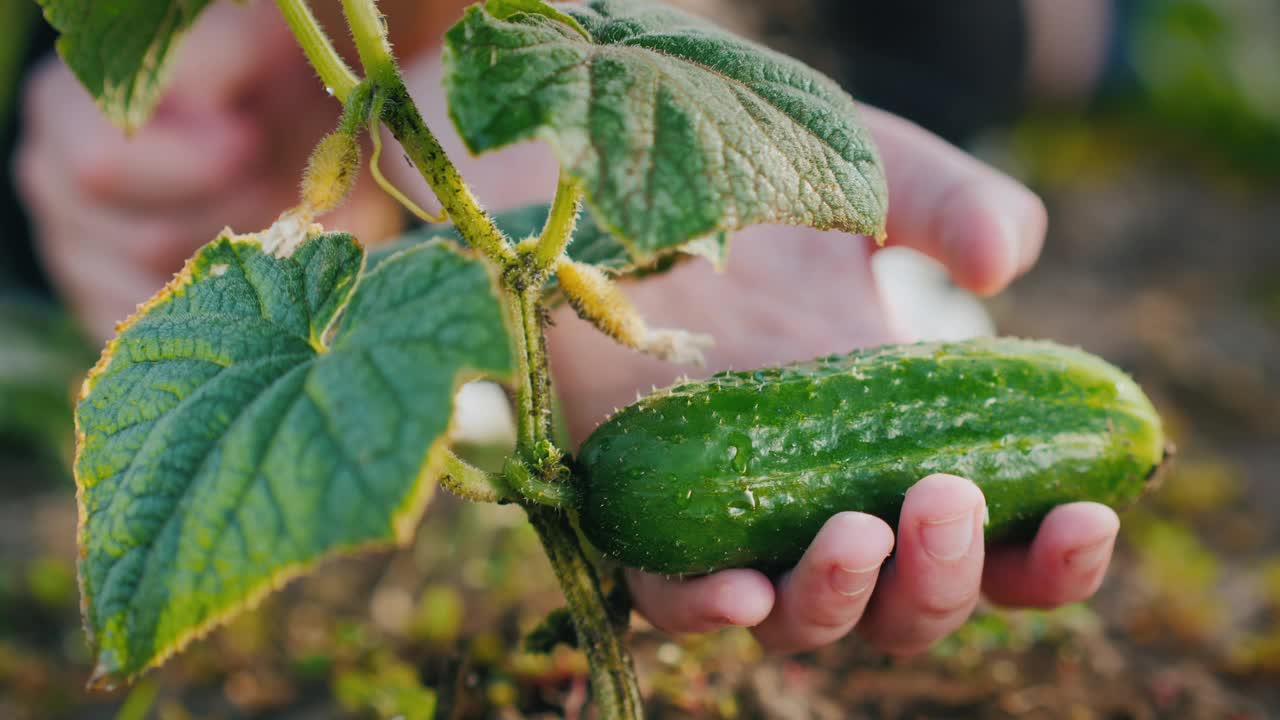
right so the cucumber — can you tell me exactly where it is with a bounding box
[573,338,1165,575]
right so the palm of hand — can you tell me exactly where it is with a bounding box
[549,225,894,443]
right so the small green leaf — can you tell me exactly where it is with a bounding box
[36,0,216,129]
[524,606,578,653]
[443,0,888,264]
[485,0,590,40]
[75,232,512,684]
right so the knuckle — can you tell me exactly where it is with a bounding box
[914,589,980,621]
[799,604,857,631]
[71,145,121,198]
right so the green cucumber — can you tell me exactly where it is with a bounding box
[573,338,1165,575]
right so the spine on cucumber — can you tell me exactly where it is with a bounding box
[573,338,1166,575]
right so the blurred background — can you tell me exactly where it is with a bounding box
[1,0,1278,717]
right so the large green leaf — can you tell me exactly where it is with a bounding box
[75,231,512,684]
[36,0,215,129]
[443,0,888,264]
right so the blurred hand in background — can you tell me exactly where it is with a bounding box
[13,1,402,340]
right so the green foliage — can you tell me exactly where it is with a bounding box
[35,0,215,129]
[443,0,888,264]
[1134,0,1280,175]
[525,606,578,653]
[485,0,590,40]
[0,0,36,133]
[333,654,437,720]
[0,300,92,458]
[411,584,465,646]
[25,555,77,610]
[75,232,512,684]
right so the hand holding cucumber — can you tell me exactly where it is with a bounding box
[549,110,1127,656]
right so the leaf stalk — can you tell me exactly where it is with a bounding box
[339,0,396,84]
[531,170,583,276]
[439,450,512,503]
[275,0,359,102]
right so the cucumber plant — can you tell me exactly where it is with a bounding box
[35,1,1164,718]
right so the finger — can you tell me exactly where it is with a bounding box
[20,58,265,212]
[983,502,1119,608]
[752,512,894,654]
[160,0,299,107]
[81,114,265,212]
[627,569,774,635]
[861,105,1047,295]
[858,474,987,656]
[17,137,235,276]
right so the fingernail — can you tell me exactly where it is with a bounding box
[830,563,880,597]
[1066,537,1114,573]
[920,509,979,561]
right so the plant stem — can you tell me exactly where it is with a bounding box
[517,288,553,451]
[532,170,583,275]
[439,450,511,503]
[339,0,396,83]
[278,4,644,715]
[376,77,515,265]
[275,0,359,102]
[527,506,645,719]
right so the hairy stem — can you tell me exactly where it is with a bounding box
[527,506,645,719]
[518,289,552,451]
[439,450,511,503]
[504,457,576,508]
[279,5,643,716]
[339,0,396,83]
[532,170,583,275]
[377,78,515,265]
[276,0,360,102]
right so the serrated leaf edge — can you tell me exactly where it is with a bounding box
[445,4,889,259]
[76,234,513,687]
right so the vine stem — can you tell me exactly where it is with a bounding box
[532,170,583,275]
[527,506,645,719]
[439,450,511,503]
[284,2,645,716]
[339,0,396,83]
[375,78,515,265]
[274,0,359,102]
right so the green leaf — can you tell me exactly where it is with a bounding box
[36,0,216,129]
[75,232,512,684]
[524,606,578,653]
[485,0,590,40]
[443,0,888,265]
[371,202,716,280]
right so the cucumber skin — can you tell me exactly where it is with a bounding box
[574,338,1165,575]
